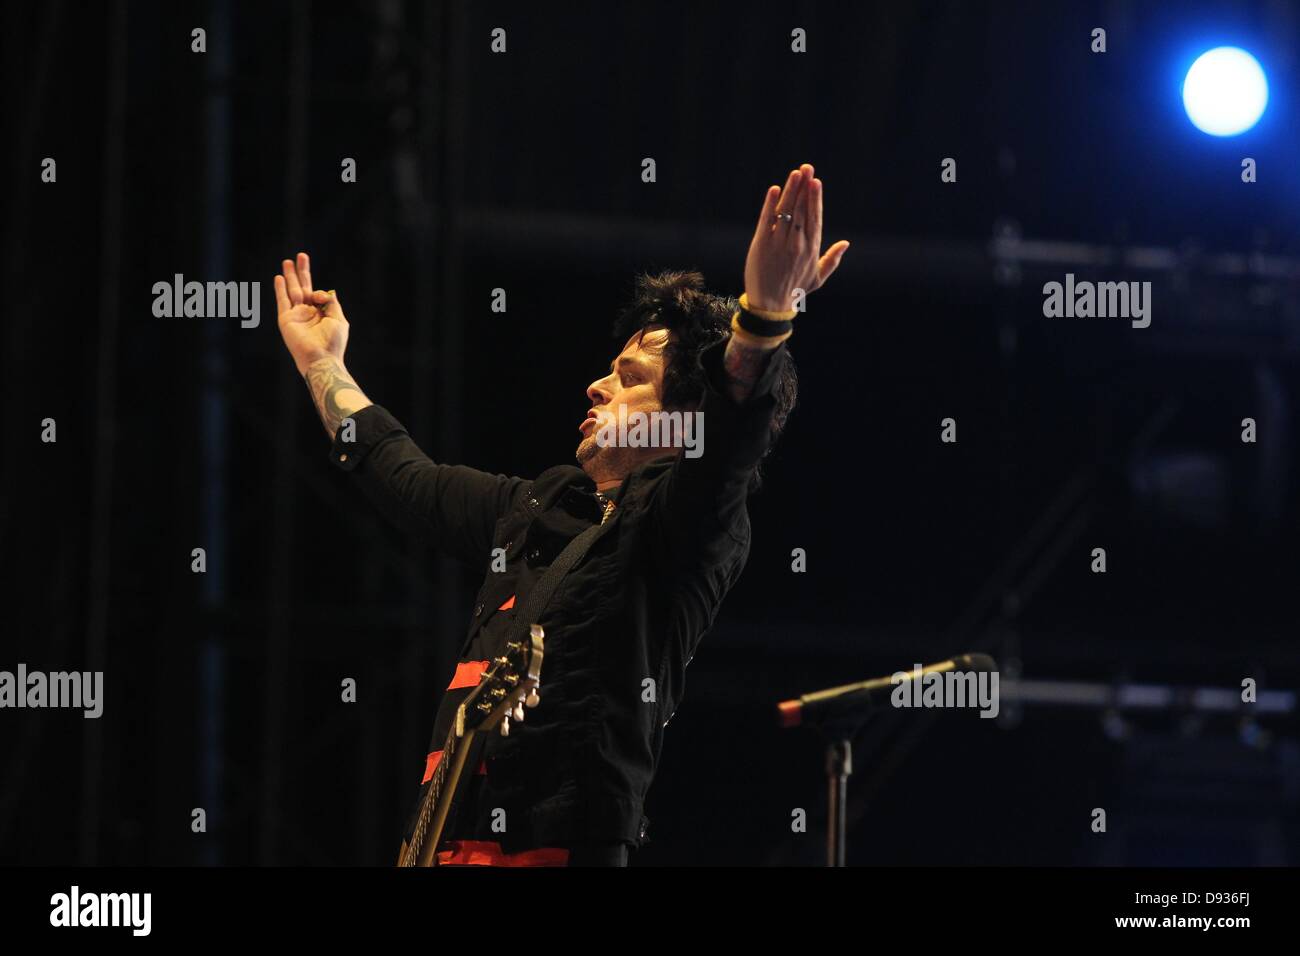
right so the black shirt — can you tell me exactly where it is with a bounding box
[329,337,788,853]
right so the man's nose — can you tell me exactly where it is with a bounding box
[587,379,611,405]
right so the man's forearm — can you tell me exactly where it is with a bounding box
[722,333,781,403]
[722,292,794,402]
[302,355,373,439]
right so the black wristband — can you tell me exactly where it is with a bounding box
[736,309,794,337]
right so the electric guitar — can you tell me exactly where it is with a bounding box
[395,624,545,867]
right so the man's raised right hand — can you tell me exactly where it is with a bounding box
[275,251,349,375]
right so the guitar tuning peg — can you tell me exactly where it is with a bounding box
[500,715,511,737]
[526,689,540,708]
[513,700,525,722]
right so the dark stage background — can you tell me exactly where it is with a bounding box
[2,0,1298,866]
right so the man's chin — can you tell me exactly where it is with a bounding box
[575,435,598,465]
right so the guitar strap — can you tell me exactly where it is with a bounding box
[511,509,620,645]
[444,507,622,840]
[458,497,621,658]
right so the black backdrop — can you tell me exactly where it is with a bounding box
[2,0,1298,866]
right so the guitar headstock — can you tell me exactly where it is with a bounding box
[461,624,545,737]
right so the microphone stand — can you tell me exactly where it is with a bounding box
[779,654,998,867]
[825,734,853,867]
[815,709,871,867]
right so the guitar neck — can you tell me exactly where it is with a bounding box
[395,627,544,867]
[401,722,477,867]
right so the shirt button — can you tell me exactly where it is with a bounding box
[527,549,540,562]
[338,453,348,462]
[528,497,539,508]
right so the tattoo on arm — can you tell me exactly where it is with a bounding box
[302,356,373,439]
[722,334,777,402]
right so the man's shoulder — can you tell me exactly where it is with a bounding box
[528,464,592,499]
[632,457,753,546]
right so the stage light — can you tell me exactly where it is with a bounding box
[1182,46,1268,136]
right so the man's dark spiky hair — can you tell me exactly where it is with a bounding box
[611,269,798,491]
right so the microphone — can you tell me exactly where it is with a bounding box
[776,653,998,729]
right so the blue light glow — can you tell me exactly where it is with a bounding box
[1182,47,1268,136]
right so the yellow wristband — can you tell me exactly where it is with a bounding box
[739,291,798,321]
